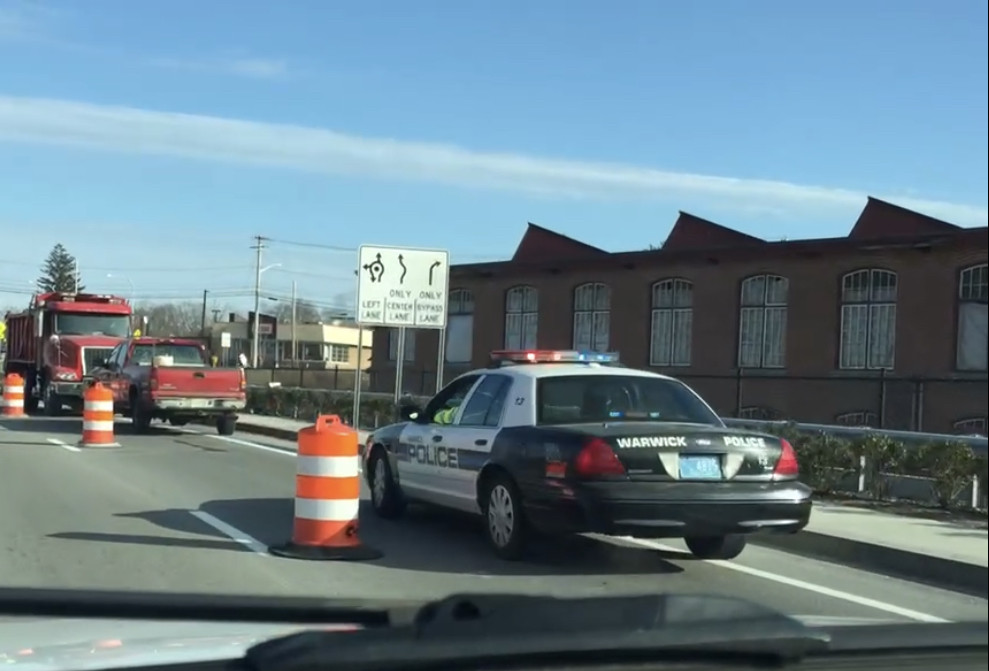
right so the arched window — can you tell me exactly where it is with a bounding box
[738,275,788,368]
[953,417,986,436]
[738,406,782,420]
[445,289,474,364]
[835,411,878,428]
[573,283,610,351]
[504,286,538,349]
[956,263,988,371]
[650,279,692,366]
[839,269,897,370]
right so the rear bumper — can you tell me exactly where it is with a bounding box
[524,480,813,539]
[152,397,246,414]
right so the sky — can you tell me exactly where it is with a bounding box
[0,0,986,316]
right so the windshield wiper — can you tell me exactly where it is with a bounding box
[244,593,831,671]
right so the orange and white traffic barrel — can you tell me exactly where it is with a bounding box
[79,382,119,448]
[1,373,25,418]
[270,414,381,561]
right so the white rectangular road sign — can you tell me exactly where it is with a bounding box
[220,332,231,348]
[356,245,451,329]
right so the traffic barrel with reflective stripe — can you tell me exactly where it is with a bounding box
[79,382,119,447]
[1,373,25,417]
[269,414,381,561]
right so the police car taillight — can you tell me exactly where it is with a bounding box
[489,350,620,364]
[772,439,799,479]
[574,438,626,478]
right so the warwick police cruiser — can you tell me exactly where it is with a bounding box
[363,350,812,561]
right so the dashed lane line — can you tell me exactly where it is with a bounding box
[45,437,81,453]
[188,510,269,556]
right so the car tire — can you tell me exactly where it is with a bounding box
[368,450,405,519]
[684,534,747,560]
[481,472,528,561]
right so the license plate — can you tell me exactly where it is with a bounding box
[678,455,722,480]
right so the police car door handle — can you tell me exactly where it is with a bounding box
[431,434,443,443]
[474,439,488,446]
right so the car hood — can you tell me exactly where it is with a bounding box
[0,615,896,670]
[0,618,362,670]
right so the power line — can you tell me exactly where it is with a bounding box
[0,258,251,273]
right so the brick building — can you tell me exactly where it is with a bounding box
[368,198,988,434]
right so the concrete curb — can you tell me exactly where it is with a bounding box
[235,419,987,597]
[752,531,988,599]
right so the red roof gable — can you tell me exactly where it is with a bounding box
[511,222,608,262]
[663,212,766,251]
[848,197,963,240]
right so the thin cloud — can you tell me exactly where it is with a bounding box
[0,95,985,226]
[149,56,292,81]
[0,0,64,43]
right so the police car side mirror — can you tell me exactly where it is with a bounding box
[399,404,421,422]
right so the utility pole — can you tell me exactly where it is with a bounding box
[251,235,266,368]
[200,289,208,336]
[290,280,298,363]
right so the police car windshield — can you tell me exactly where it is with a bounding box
[536,375,721,426]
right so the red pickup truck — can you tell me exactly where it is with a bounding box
[89,337,246,435]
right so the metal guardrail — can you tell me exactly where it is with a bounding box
[723,418,988,455]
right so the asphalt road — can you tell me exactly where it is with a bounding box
[1,415,986,625]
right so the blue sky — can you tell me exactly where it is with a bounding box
[0,0,986,314]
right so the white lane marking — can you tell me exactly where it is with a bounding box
[622,537,949,623]
[178,428,296,457]
[178,429,363,474]
[45,437,81,453]
[188,510,269,556]
[0,425,7,431]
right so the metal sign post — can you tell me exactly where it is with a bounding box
[355,244,451,410]
[220,331,231,367]
[352,325,364,427]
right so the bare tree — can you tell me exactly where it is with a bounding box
[132,301,207,337]
[271,298,322,324]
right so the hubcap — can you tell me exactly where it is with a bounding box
[372,460,388,505]
[487,484,515,548]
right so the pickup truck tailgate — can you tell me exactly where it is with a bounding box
[152,366,243,398]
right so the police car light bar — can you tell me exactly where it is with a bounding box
[489,350,620,364]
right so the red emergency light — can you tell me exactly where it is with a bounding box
[489,350,620,365]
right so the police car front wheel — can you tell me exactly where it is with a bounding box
[368,451,405,519]
[481,473,527,560]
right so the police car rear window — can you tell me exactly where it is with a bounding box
[535,375,721,426]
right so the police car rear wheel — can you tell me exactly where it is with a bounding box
[482,474,527,560]
[369,451,405,519]
[684,534,747,560]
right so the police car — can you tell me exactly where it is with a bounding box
[363,350,812,561]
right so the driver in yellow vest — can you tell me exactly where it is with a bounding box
[433,401,460,424]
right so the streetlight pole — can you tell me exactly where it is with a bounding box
[106,273,135,302]
[250,236,281,369]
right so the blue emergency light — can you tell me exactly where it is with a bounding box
[489,350,621,365]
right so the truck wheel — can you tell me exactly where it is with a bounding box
[43,384,63,417]
[684,534,747,560]
[131,401,152,434]
[216,415,236,436]
[24,377,40,414]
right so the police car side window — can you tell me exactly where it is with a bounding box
[458,375,512,427]
[423,375,481,422]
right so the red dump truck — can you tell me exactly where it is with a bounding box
[88,337,246,435]
[3,292,133,415]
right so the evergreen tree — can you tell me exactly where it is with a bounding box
[37,244,84,293]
